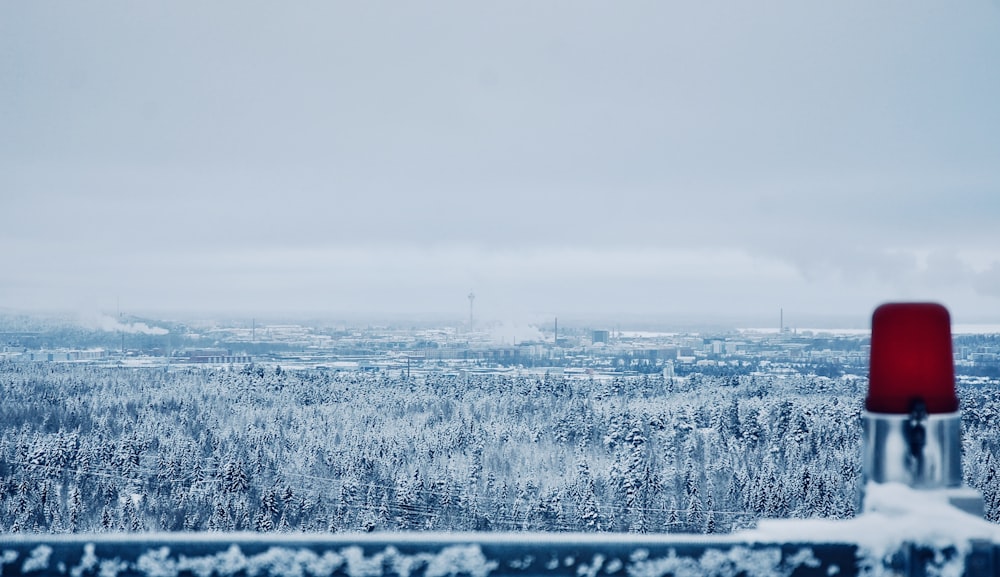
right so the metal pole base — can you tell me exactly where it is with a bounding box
[862,410,963,488]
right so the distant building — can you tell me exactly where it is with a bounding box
[185,348,252,364]
[15,349,108,362]
[592,330,610,344]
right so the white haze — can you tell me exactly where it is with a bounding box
[78,312,170,336]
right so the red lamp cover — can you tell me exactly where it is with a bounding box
[866,302,958,414]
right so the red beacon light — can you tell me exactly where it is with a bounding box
[862,302,981,515]
[866,302,958,415]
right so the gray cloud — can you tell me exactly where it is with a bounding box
[2,1,1000,321]
[974,264,1000,300]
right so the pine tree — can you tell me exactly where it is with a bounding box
[704,476,717,533]
[578,480,601,532]
[253,508,273,532]
[665,496,680,533]
[222,460,249,495]
[685,492,704,533]
[723,398,742,441]
[68,485,83,533]
[100,507,113,532]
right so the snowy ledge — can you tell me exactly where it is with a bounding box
[743,483,1000,554]
[1,485,998,577]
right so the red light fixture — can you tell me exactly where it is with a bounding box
[862,302,963,492]
[866,302,958,414]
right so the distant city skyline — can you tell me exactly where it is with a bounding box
[3,2,999,323]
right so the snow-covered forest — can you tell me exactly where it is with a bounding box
[2,361,999,534]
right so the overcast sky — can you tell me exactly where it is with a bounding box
[3,1,1000,326]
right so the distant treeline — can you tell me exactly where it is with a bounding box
[1,361,999,534]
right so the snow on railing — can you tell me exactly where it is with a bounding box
[2,485,998,577]
[0,533,861,577]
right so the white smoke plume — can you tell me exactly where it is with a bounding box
[79,312,169,335]
[489,320,544,345]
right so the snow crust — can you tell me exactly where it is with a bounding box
[129,544,498,577]
[1,538,839,577]
[1,551,19,573]
[741,482,1000,576]
[69,543,98,577]
[0,539,827,577]
[744,482,1000,546]
[627,546,818,577]
[22,546,52,573]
